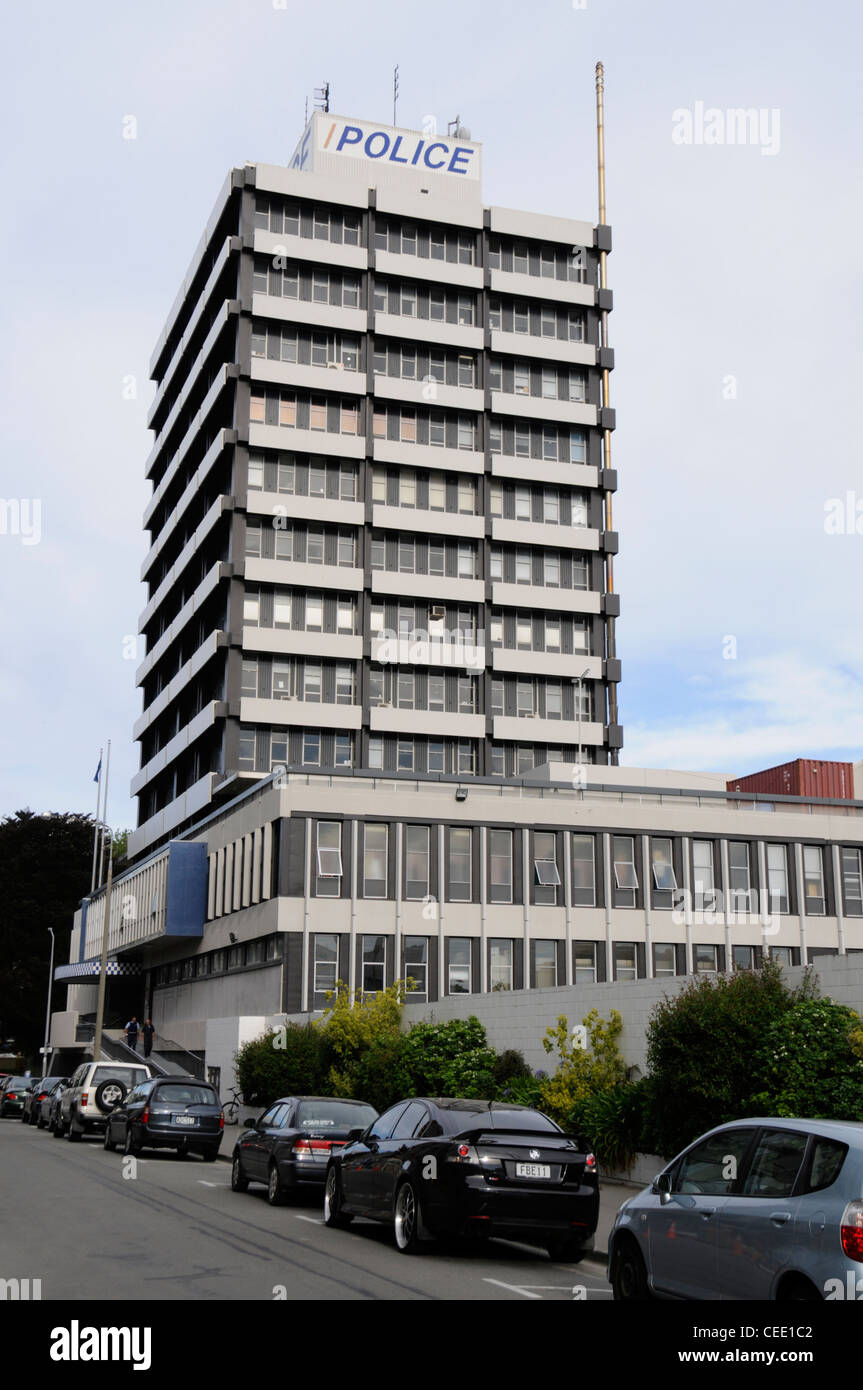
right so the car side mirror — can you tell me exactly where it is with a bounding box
[347,1127,364,1141]
[651,1172,673,1202]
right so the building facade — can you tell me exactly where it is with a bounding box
[57,763,863,1076]
[130,113,621,862]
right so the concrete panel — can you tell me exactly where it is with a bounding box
[373,438,484,475]
[374,312,483,352]
[490,331,596,367]
[372,504,484,539]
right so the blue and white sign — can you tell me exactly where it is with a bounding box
[289,113,481,184]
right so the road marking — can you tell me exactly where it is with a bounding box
[197,1180,225,1187]
[294,1214,323,1225]
[483,1278,544,1300]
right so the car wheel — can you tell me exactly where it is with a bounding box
[66,1114,82,1142]
[267,1161,286,1206]
[201,1149,218,1163]
[103,1125,116,1152]
[94,1079,127,1114]
[779,1277,822,1301]
[37,1112,46,1130]
[394,1179,426,1254]
[52,1114,65,1138]
[231,1154,249,1193]
[123,1126,141,1157]
[29,1107,39,1126]
[323,1165,353,1228]
[611,1239,652,1300]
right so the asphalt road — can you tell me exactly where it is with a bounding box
[0,1119,612,1302]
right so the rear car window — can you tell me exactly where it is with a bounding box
[803,1137,848,1194]
[5,1077,31,1088]
[154,1085,218,1106]
[296,1101,376,1129]
[91,1067,149,1088]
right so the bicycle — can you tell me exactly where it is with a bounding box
[222,1085,244,1125]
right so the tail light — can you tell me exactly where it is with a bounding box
[219,1112,224,1131]
[293,1138,333,1159]
[7,1093,16,1101]
[81,1092,88,1108]
[142,1107,150,1123]
[447,1142,480,1165]
[586,1153,597,1170]
[38,1092,47,1102]
[841,1200,863,1261]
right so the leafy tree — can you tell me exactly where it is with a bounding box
[317,981,407,1101]
[644,958,818,1155]
[399,1016,497,1097]
[0,810,96,1058]
[538,1009,627,1127]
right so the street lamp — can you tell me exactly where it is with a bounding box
[41,928,55,1071]
[92,821,116,1062]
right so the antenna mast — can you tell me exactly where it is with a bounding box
[314,81,330,114]
[393,64,399,126]
[595,61,619,759]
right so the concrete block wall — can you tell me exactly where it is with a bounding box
[402,958,863,1074]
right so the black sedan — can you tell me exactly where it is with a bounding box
[232,1096,378,1205]
[35,1078,68,1129]
[20,1078,51,1125]
[323,1098,598,1260]
[0,1076,32,1118]
[104,1077,223,1160]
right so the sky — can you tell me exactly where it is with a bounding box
[1,0,861,833]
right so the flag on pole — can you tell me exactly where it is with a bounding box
[93,757,102,784]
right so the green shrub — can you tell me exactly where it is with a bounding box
[645,958,818,1156]
[399,1016,497,1097]
[750,998,863,1119]
[496,1073,544,1108]
[318,980,406,1103]
[570,1080,651,1171]
[538,1009,627,1127]
[235,1022,326,1107]
[492,1049,532,1087]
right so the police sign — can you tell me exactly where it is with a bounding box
[289,113,481,185]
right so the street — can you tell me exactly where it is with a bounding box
[0,1120,612,1302]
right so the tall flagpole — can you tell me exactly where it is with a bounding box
[98,740,111,887]
[90,748,103,894]
[595,61,619,763]
[92,741,113,1063]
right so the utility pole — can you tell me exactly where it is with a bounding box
[41,928,55,1071]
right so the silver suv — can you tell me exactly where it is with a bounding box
[58,1062,152,1141]
[609,1117,863,1301]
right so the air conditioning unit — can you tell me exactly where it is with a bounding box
[429,605,446,620]
[327,361,344,371]
[378,701,392,709]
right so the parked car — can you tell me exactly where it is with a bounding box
[232,1097,378,1204]
[104,1077,223,1160]
[20,1078,51,1125]
[0,1076,32,1118]
[323,1098,598,1259]
[608,1116,863,1300]
[57,1061,152,1141]
[36,1077,68,1129]
[48,1082,71,1137]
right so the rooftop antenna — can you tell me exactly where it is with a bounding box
[314,81,330,114]
[393,64,399,126]
[304,95,308,124]
[595,60,618,760]
[447,114,471,139]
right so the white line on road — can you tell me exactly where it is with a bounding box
[482,1278,544,1300]
[294,1214,323,1225]
[197,1180,226,1187]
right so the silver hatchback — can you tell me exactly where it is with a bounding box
[609,1117,863,1301]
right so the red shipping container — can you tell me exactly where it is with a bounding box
[726,759,854,800]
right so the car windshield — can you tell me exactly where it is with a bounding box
[153,1085,218,1106]
[296,1101,377,1130]
[5,1077,31,1089]
[91,1067,148,1087]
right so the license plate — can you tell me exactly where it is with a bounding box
[515,1162,551,1179]
[174,1116,197,1126]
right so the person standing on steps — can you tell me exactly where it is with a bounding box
[125,1016,139,1053]
[141,1018,155,1059]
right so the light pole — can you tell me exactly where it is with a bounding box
[92,822,115,1062]
[41,928,55,1072]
